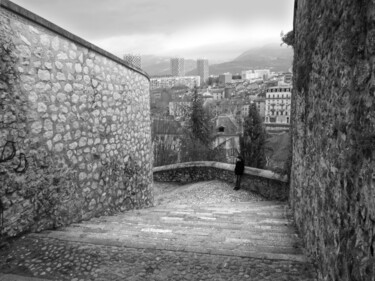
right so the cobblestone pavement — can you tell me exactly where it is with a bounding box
[0,180,317,281]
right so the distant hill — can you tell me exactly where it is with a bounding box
[142,44,293,77]
[190,44,293,75]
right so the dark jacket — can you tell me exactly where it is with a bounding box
[234,157,245,175]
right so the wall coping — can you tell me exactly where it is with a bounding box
[153,161,288,183]
[0,0,150,81]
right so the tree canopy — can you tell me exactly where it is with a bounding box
[180,88,226,162]
[184,88,211,146]
[240,103,266,168]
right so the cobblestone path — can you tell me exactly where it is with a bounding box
[0,181,317,281]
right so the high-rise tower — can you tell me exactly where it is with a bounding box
[197,59,209,84]
[170,57,185,76]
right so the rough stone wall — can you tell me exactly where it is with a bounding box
[154,163,288,201]
[0,3,153,238]
[291,1,375,280]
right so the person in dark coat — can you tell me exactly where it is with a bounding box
[234,155,244,190]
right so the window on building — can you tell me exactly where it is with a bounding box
[218,126,225,133]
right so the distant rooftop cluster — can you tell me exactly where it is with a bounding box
[149,65,293,163]
[150,76,201,90]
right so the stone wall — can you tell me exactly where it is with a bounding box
[153,162,288,201]
[0,1,153,238]
[291,1,375,280]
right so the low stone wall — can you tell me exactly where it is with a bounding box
[153,162,288,201]
[0,1,153,238]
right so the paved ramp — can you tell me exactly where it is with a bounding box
[0,181,316,280]
[36,201,304,262]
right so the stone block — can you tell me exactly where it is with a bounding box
[55,61,64,70]
[38,70,51,81]
[64,84,73,93]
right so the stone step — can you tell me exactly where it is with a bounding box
[31,232,305,262]
[43,226,300,247]
[46,217,296,233]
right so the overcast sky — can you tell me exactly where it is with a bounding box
[11,0,295,61]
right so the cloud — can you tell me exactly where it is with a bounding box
[11,0,294,60]
[94,20,286,60]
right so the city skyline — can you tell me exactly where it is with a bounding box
[10,0,294,61]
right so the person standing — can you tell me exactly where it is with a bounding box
[234,155,244,190]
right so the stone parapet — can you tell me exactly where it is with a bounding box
[153,162,288,201]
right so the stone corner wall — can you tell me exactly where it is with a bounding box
[153,161,289,201]
[291,1,375,280]
[0,2,153,238]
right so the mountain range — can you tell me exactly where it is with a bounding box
[142,44,293,77]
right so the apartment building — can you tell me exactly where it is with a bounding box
[197,59,209,84]
[170,57,185,76]
[254,69,271,80]
[265,86,292,124]
[219,73,232,84]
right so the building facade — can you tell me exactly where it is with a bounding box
[242,69,270,81]
[241,70,260,81]
[241,103,251,117]
[219,73,232,84]
[212,115,241,163]
[150,76,200,90]
[197,59,209,84]
[265,86,292,124]
[171,57,185,76]
[240,98,265,119]
[254,69,271,80]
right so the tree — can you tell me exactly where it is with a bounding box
[185,88,211,146]
[240,104,266,168]
[180,88,226,162]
